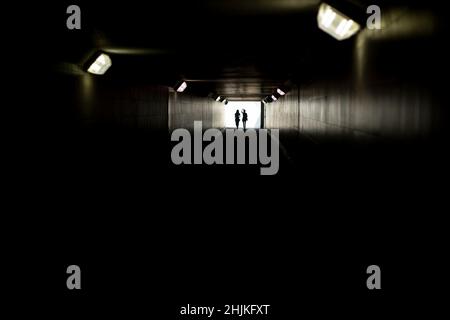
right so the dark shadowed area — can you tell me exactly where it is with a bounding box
[4,0,448,318]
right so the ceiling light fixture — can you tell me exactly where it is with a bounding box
[175,81,188,93]
[87,53,112,75]
[277,88,286,96]
[317,3,360,40]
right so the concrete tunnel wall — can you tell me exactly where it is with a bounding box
[45,73,224,133]
[264,8,444,144]
[37,72,226,175]
[168,89,225,131]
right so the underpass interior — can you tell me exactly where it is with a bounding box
[30,1,446,175]
[10,0,449,317]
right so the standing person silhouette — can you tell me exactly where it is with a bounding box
[242,109,248,131]
[234,109,240,129]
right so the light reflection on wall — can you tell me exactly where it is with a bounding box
[80,74,95,119]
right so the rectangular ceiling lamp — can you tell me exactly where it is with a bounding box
[87,53,112,75]
[277,88,286,96]
[317,3,360,41]
[176,81,188,92]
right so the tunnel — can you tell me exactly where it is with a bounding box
[6,0,449,317]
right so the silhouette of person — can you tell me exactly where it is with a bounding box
[242,109,248,131]
[234,109,240,129]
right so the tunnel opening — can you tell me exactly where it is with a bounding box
[224,101,262,129]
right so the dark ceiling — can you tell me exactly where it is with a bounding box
[35,0,438,100]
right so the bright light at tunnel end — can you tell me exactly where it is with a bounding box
[87,53,112,75]
[317,3,360,41]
